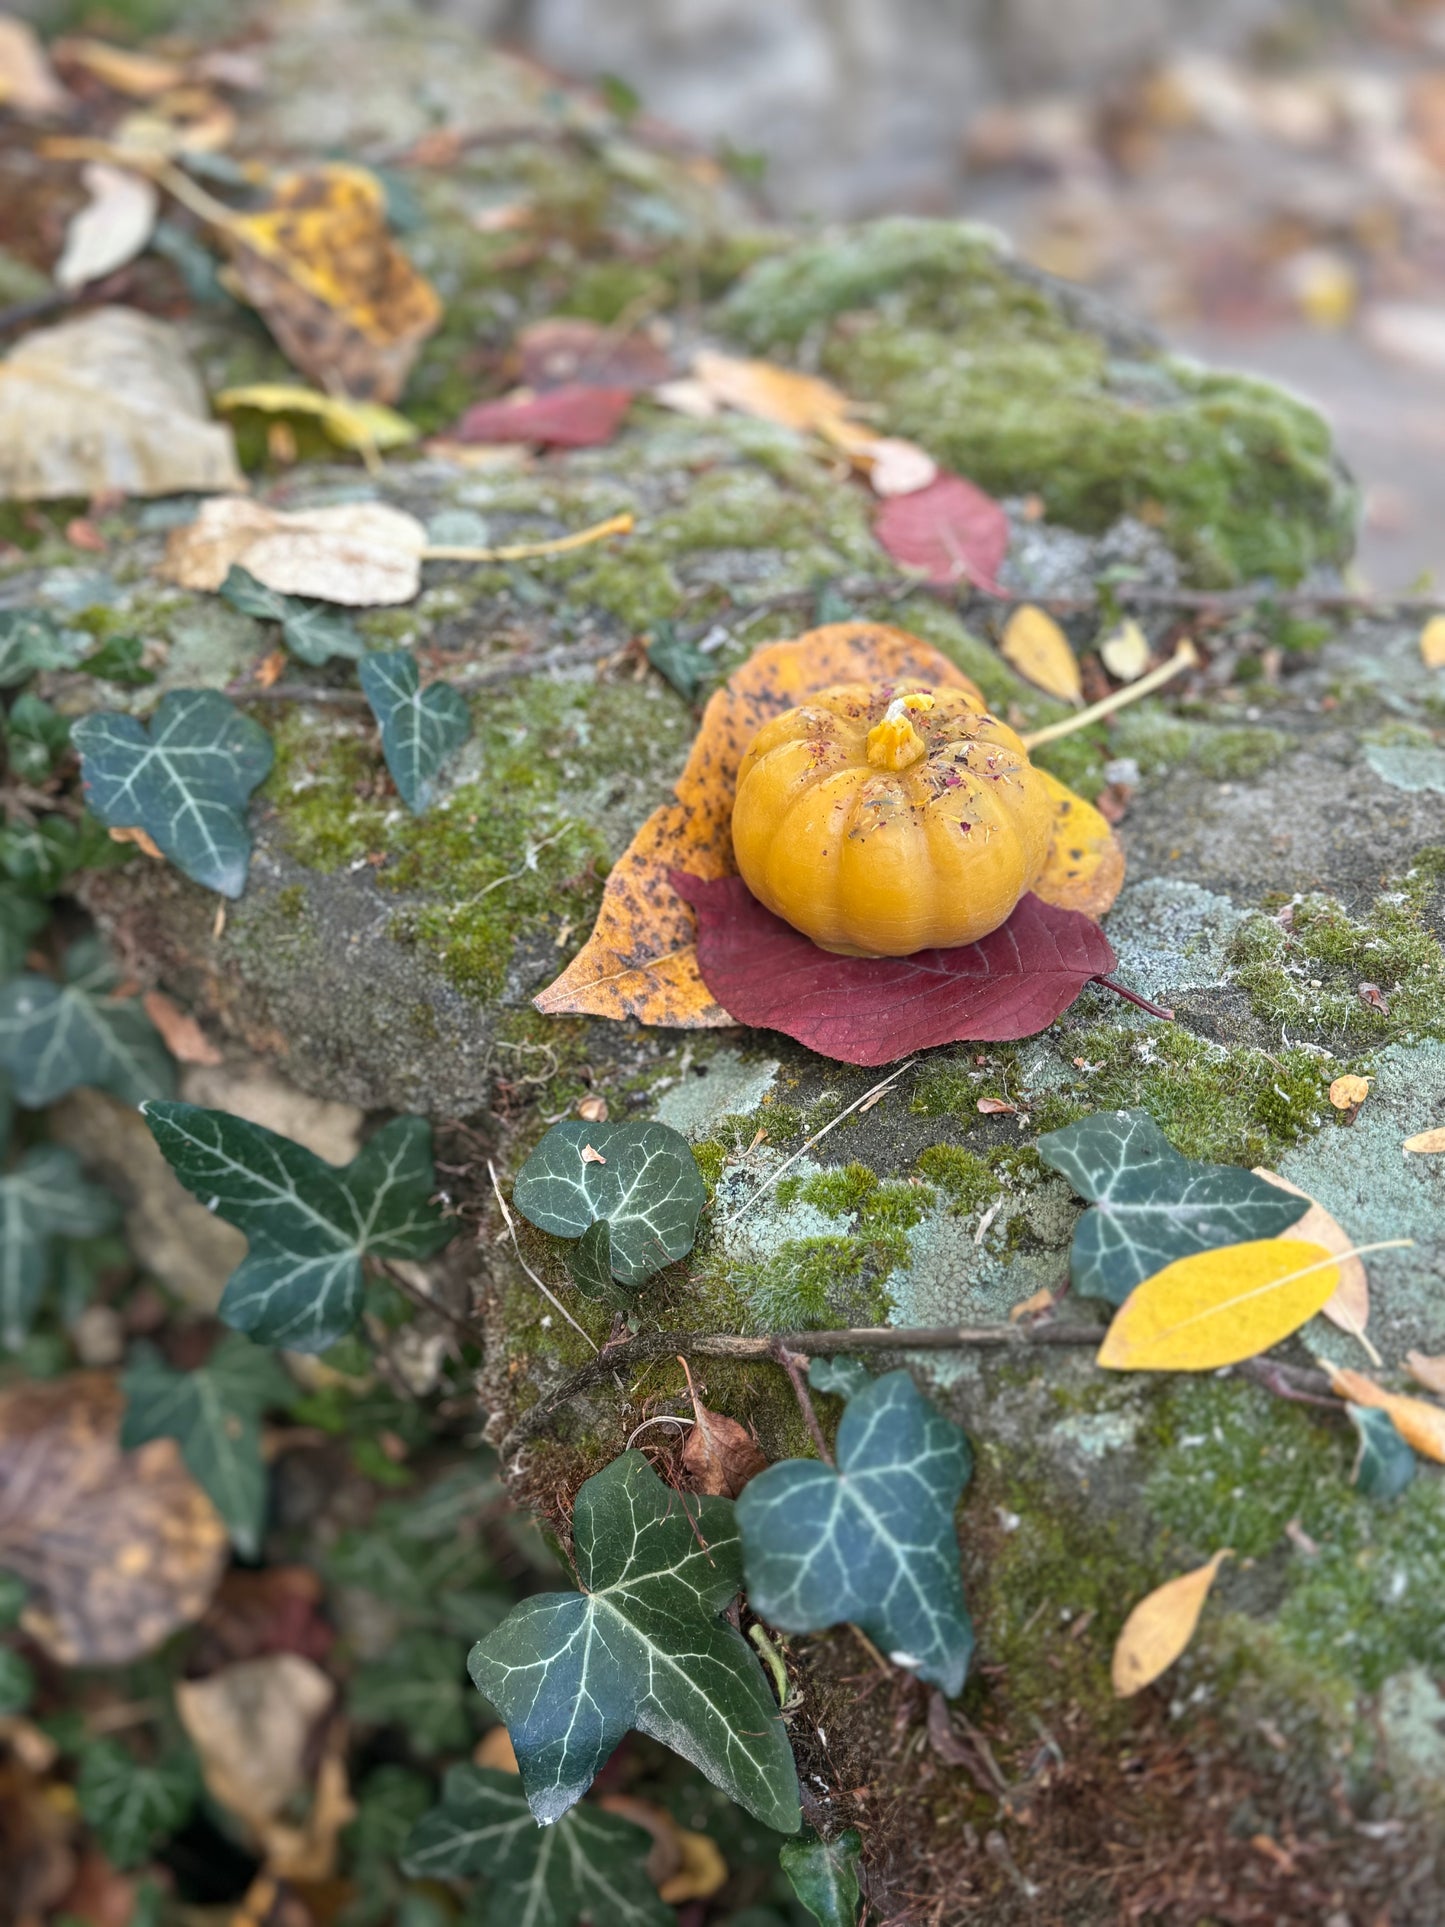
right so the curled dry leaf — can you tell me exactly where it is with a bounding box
[221,164,442,405]
[1403,1126,1445,1154]
[162,496,427,606]
[0,307,243,502]
[1099,617,1152,683]
[1000,605,1083,705]
[537,624,1123,1029]
[176,1654,335,1837]
[1111,1551,1232,1697]
[1405,1351,1445,1396]
[54,162,158,291]
[51,36,183,96]
[691,349,854,433]
[1252,1168,1369,1347]
[977,1097,1017,1115]
[1329,1074,1370,1110]
[142,990,224,1066]
[108,824,164,859]
[1097,1239,1339,1372]
[678,1359,768,1499]
[1328,1366,1445,1463]
[0,1372,227,1664]
[873,472,1009,593]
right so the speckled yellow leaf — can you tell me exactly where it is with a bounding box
[1420,616,1445,669]
[1251,1168,1369,1347]
[216,383,417,452]
[1328,1366,1445,1462]
[1031,769,1125,919]
[1403,1127,1445,1154]
[1099,617,1151,683]
[1097,1239,1338,1372]
[1000,605,1083,705]
[1111,1551,1232,1697]
[692,350,854,434]
[535,623,983,1026]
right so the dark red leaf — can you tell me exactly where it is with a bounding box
[451,383,633,448]
[873,471,1009,593]
[671,874,1116,1066]
[518,317,670,392]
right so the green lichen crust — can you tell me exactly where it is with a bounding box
[724,219,1357,586]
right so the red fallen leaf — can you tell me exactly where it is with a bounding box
[451,383,633,448]
[672,873,1117,1066]
[518,317,670,392]
[873,471,1009,593]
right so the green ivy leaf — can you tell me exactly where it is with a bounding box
[0,1644,34,1714]
[75,1740,199,1869]
[0,1145,120,1348]
[1347,1404,1416,1502]
[120,1334,291,1556]
[0,812,126,895]
[402,1765,669,1927]
[737,1369,974,1696]
[352,1629,473,1753]
[0,1569,26,1624]
[808,1356,872,1403]
[0,890,46,979]
[142,1102,457,1350]
[646,623,713,703]
[0,937,174,1108]
[779,1829,863,1927]
[0,610,89,688]
[1036,1109,1311,1305]
[72,689,274,898]
[220,565,366,666]
[512,1119,706,1286]
[4,694,70,782]
[567,1217,626,1305]
[470,1450,800,1831]
[359,651,470,814]
[79,634,155,687]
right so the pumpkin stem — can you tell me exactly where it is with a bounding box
[867,691,933,770]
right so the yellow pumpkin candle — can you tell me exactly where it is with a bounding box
[731,681,1054,956]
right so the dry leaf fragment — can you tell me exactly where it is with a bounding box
[0,1372,227,1664]
[1403,1127,1445,1154]
[576,1095,609,1123]
[518,317,669,392]
[1009,1287,1056,1323]
[1406,1351,1445,1396]
[1111,1551,1232,1697]
[1328,1366,1445,1462]
[976,1097,1016,1115]
[142,990,223,1066]
[1422,616,1445,669]
[580,1143,607,1165]
[1252,1168,1370,1350]
[678,1358,768,1498]
[816,417,936,495]
[0,16,71,116]
[1097,1239,1339,1372]
[691,349,854,433]
[54,162,159,291]
[0,307,243,502]
[659,1827,728,1903]
[176,1655,335,1836]
[1329,1074,1370,1110]
[1099,617,1152,683]
[108,824,164,859]
[222,165,442,404]
[162,496,427,605]
[52,36,184,96]
[216,383,418,453]
[1000,605,1083,705]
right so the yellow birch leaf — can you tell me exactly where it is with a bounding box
[692,350,855,435]
[1099,617,1151,683]
[1420,616,1445,669]
[1251,1168,1369,1347]
[216,383,418,453]
[1097,1239,1338,1372]
[1000,605,1083,705]
[1328,1366,1445,1463]
[1111,1551,1232,1697]
[1031,769,1125,919]
[1403,1126,1445,1154]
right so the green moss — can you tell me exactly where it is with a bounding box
[1231,877,1445,1044]
[723,219,1354,586]
[1147,1378,1335,1560]
[1191,725,1290,782]
[691,1140,728,1191]
[734,1228,904,1331]
[915,1144,996,1212]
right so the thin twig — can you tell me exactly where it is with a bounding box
[373,1257,485,1348]
[771,1338,834,1465]
[724,1060,917,1225]
[486,1159,599,1352]
[1020,639,1199,750]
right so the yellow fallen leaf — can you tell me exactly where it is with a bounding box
[162,496,427,605]
[216,383,418,453]
[1031,769,1125,920]
[1329,1074,1369,1109]
[1099,617,1152,683]
[1406,1351,1445,1397]
[659,1828,729,1904]
[222,164,442,405]
[1403,1126,1445,1154]
[1420,616,1445,669]
[692,350,855,435]
[1251,1168,1373,1358]
[1000,604,1083,705]
[0,16,71,116]
[1097,1239,1338,1372]
[1111,1551,1232,1697]
[52,36,184,96]
[1328,1366,1445,1463]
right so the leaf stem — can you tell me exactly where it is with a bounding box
[770,1338,834,1466]
[486,1159,599,1353]
[372,1257,486,1349]
[1094,977,1175,1021]
[1021,639,1199,751]
[422,511,634,563]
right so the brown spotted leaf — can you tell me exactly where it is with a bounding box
[0,1372,227,1664]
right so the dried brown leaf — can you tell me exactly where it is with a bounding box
[1329,1074,1370,1110]
[0,16,72,116]
[142,989,223,1066]
[1406,1351,1445,1396]
[1403,1126,1445,1154]
[176,1655,335,1836]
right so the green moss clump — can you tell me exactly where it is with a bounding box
[691,1140,728,1191]
[1191,726,1290,782]
[735,1225,906,1331]
[915,1144,996,1213]
[723,219,1354,586]
[1231,876,1445,1044]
